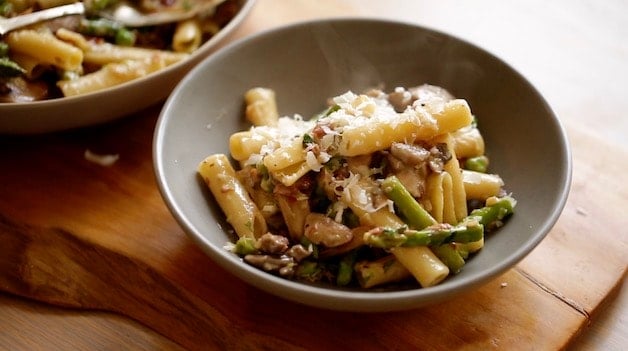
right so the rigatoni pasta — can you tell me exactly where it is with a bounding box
[199,84,516,289]
[244,87,279,126]
[5,29,83,71]
[198,153,267,239]
[58,55,168,96]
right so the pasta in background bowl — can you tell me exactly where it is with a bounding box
[0,0,255,134]
[154,18,572,312]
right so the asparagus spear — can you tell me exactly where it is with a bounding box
[78,18,136,46]
[233,236,258,255]
[433,243,466,274]
[0,57,25,78]
[469,195,516,230]
[364,196,516,249]
[336,249,358,286]
[464,155,489,173]
[364,220,484,249]
[381,175,436,230]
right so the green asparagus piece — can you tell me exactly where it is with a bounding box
[469,196,516,230]
[295,260,322,281]
[323,156,345,171]
[89,0,119,11]
[60,70,80,81]
[256,163,274,193]
[233,236,258,255]
[0,1,13,17]
[78,18,136,46]
[79,18,120,37]
[336,249,358,286]
[302,133,315,147]
[114,28,136,46]
[376,226,448,247]
[0,42,9,57]
[453,243,470,259]
[433,244,466,274]
[312,104,341,120]
[300,236,319,259]
[365,195,515,249]
[382,175,436,229]
[0,57,25,78]
[464,155,489,173]
[364,221,484,249]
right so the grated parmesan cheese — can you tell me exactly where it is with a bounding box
[84,149,119,167]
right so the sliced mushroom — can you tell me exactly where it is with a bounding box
[303,213,353,247]
[257,233,289,255]
[390,142,430,166]
[244,254,295,277]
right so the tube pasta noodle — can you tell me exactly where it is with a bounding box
[354,255,412,289]
[229,130,276,162]
[337,98,472,157]
[0,0,242,102]
[237,172,279,222]
[57,56,167,97]
[272,161,310,187]
[458,238,485,254]
[245,87,279,127]
[263,136,305,172]
[198,84,516,289]
[55,28,89,50]
[275,191,310,241]
[434,133,468,222]
[340,176,405,229]
[173,19,203,53]
[391,246,449,288]
[429,99,475,136]
[426,172,456,224]
[82,41,189,66]
[10,53,51,79]
[5,29,83,71]
[198,154,267,239]
[338,112,435,157]
[462,170,504,200]
[452,125,485,159]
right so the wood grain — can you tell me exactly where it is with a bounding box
[0,292,185,351]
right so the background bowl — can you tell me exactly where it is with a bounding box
[154,18,572,312]
[0,0,256,135]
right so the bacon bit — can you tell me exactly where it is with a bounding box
[312,125,326,139]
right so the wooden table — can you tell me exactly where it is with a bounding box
[1,0,626,350]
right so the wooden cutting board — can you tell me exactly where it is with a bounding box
[1,1,627,349]
[0,105,625,350]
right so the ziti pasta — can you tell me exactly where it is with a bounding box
[198,85,516,289]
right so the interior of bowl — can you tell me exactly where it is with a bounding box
[154,18,571,312]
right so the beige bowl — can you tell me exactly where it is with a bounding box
[154,18,572,312]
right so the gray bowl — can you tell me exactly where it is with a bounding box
[154,18,571,312]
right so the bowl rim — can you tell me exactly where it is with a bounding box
[153,17,573,312]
